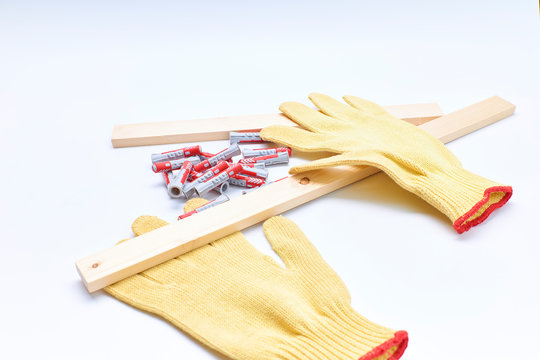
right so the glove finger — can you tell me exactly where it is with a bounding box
[105,272,191,312]
[263,216,329,271]
[132,215,169,236]
[343,95,393,119]
[279,101,350,133]
[290,151,426,188]
[309,93,373,125]
[181,198,256,266]
[114,215,167,245]
[184,198,209,213]
[209,232,261,258]
[288,153,356,174]
[140,257,199,285]
[130,199,209,237]
[260,125,338,153]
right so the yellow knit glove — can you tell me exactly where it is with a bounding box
[261,93,512,233]
[105,199,408,360]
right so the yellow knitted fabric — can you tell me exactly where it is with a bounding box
[105,198,408,360]
[260,93,512,233]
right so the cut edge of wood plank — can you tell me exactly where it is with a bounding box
[111,103,443,147]
[79,96,515,293]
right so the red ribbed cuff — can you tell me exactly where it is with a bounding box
[358,331,408,360]
[453,185,513,233]
[413,168,512,234]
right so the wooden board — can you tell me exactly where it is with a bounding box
[78,96,515,293]
[111,103,443,147]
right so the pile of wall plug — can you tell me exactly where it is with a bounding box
[151,132,290,219]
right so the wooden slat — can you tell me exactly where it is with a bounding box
[78,96,515,293]
[111,103,443,147]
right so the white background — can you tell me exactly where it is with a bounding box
[1,1,539,359]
